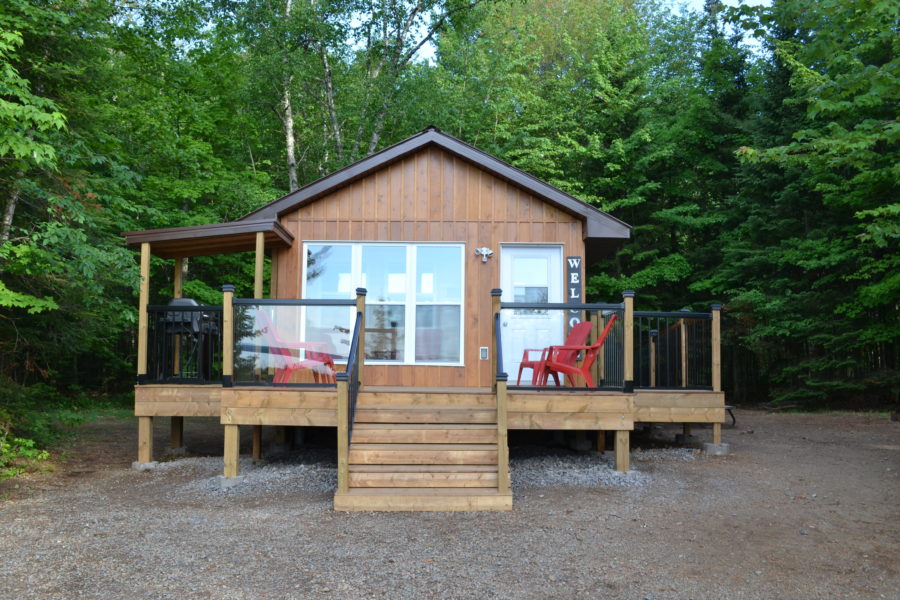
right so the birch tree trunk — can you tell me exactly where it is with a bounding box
[282,0,299,192]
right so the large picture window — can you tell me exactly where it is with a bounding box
[303,243,464,364]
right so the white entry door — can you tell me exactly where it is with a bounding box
[499,245,564,382]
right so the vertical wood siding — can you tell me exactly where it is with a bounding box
[273,147,585,388]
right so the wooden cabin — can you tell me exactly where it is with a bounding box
[123,127,726,511]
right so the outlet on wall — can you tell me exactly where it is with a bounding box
[479,347,489,360]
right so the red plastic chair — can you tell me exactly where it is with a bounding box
[540,314,618,388]
[255,310,336,384]
[517,321,593,385]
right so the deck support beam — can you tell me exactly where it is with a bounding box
[615,430,629,472]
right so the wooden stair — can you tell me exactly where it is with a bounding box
[334,392,512,511]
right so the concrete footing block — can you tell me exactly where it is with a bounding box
[703,442,731,456]
[131,461,158,471]
[675,434,699,445]
[167,446,187,456]
[218,475,245,490]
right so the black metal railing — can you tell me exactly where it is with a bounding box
[146,304,223,384]
[494,311,506,381]
[231,298,356,387]
[499,302,625,391]
[339,310,364,441]
[634,310,713,389]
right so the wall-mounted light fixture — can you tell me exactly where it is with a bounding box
[474,247,494,263]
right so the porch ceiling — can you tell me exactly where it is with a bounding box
[122,220,294,259]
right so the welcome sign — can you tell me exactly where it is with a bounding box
[567,256,582,328]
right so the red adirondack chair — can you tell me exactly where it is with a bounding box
[539,313,618,388]
[517,321,593,386]
[255,309,336,384]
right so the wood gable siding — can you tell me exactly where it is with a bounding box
[272,146,585,388]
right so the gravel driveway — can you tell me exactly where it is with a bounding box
[1,411,897,599]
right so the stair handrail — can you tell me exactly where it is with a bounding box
[336,288,366,494]
[491,289,510,494]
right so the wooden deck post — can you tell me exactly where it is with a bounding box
[172,257,184,376]
[222,284,234,388]
[491,289,502,392]
[622,290,635,393]
[356,288,367,387]
[224,424,240,478]
[251,235,264,459]
[615,430,629,472]
[254,231,265,298]
[137,242,151,383]
[336,378,349,493]
[711,303,723,444]
[170,416,183,449]
[596,430,606,452]
[138,416,153,463]
[649,329,657,388]
[136,243,152,463]
[221,284,239,477]
[496,378,509,493]
[679,309,689,387]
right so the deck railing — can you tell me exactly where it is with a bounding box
[229,296,359,387]
[498,299,626,391]
[495,290,722,393]
[144,304,223,384]
[634,310,714,389]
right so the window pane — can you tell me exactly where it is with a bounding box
[365,305,405,361]
[416,306,461,363]
[513,257,548,287]
[362,246,406,302]
[306,245,352,299]
[416,246,461,303]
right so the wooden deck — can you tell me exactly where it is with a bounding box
[134,383,724,510]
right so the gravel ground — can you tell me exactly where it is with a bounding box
[1,411,898,599]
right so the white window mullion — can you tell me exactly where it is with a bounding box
[404,245,416,364]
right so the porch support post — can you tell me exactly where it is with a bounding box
[221,284,239,477]
[224,424,240,478]
[138,416,153,463]
[137,242,151,383]
[336,377,349,493]
[170,416,183,449]
[711,303,723,445]
[491,289,502,392]
[254,231,265,298]
[622,290,635,393]
[496,377,509,493]
[136,243,152,464]
[356,288,366,387]
[649,330,657,388]
[172,256,184,377]
[680,308,689,387]
[251,235,265,459]
[222,285,234,388]
[615,430,629,472]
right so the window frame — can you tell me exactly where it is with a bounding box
[301,241,466,366]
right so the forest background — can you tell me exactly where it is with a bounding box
[0,0,896,461]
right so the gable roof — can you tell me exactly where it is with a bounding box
[240,127,630,241]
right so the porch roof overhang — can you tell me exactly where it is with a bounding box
[122,220,294,259]
[238,127,632,247]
